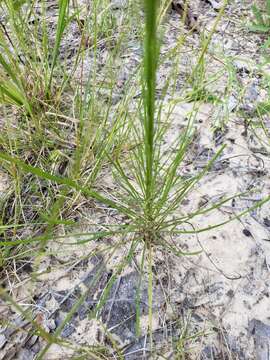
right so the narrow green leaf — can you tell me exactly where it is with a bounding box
[256,101,270,115]
[0,152,138,219]
[252,4,265,25]
[267,0,270,16]
[48,0,70,91]
[249,24,270,32]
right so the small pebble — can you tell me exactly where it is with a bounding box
[61,323,76,338]
[263,218,270,228]
[243,228,252,237]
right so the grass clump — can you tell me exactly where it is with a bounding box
[0,0,270,358]
[249,0,270,33]
[0,1,133,280]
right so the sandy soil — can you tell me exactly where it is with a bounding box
[1,0,270,359]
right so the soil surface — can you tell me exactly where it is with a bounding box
[1,0,270,359]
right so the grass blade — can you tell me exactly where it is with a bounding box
[48,0,69,92]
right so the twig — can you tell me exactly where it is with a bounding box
[0,21,25,65]
[105,276,121,325]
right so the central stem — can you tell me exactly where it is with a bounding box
[144,0,158,221]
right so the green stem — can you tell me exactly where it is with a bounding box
[144,0,158,220]
[148,245,153,349]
